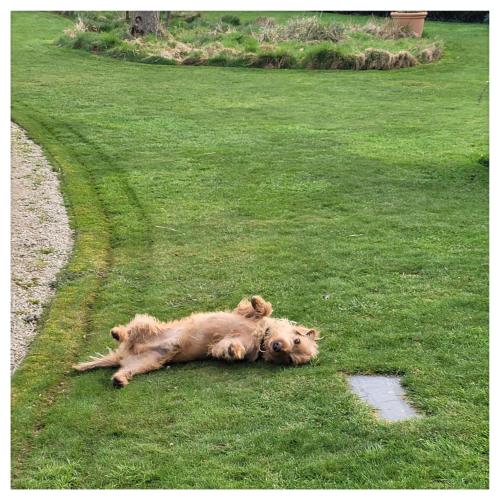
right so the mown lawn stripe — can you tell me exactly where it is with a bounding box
[10,111,111,481]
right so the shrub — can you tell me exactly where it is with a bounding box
[335,11,488,23]
[426,11,488,23]
[98,32,121,50]
[220,15,241,26]
[69,32,99,51]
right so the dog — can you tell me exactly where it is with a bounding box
[73,296,319,387]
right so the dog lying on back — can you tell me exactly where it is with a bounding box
[73,296,319,387]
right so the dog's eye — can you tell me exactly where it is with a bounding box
[265,328,271,335]
[294,338,301,345]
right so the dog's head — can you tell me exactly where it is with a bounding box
[261,318,319,365]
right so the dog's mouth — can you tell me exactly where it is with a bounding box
[261,341,294,364]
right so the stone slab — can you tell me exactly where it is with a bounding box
[348,375,420,422]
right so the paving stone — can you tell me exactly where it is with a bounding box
[348,375,421,422]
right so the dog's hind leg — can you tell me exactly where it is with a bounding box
[111,351,167,388]
[73,350,120,372]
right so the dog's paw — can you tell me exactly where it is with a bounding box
[112,374,129,388]
[210,340,246,361]
[251,295,273,317]
[72,363,87,372]
[227,343,245,360]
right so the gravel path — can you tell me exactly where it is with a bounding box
[11,122,73,373]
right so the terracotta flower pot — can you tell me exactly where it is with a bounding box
[390,11,428,37]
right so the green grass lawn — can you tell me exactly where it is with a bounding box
[11,12,488,488]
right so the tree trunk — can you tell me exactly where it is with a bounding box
[130,11,162,37]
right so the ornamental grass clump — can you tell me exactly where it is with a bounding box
[302,46,355,69]
[417,43,443,62]
[281,16,345,42]
[255,16,345,43]
[254,50,297,69]
[362,48,394,70]
[63,18,87,38]
[354,18,415,39]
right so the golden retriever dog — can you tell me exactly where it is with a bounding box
[73,296,319,387]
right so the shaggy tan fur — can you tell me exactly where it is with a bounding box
[73,296,319,387]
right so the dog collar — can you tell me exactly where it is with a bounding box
[257,324,270,358]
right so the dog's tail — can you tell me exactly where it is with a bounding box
[235,295,273,319]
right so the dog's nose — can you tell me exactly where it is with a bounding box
[272,341,282,353]
[111,329,119,341]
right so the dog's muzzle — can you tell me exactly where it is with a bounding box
[272,341,282,353]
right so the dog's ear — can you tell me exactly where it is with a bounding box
[296,326,319,341]
[305,329,319,341]
[110,325,128,343]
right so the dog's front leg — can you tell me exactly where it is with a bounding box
[210,337,247,361]
[111,352,165,388]
[73,350,120,372]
